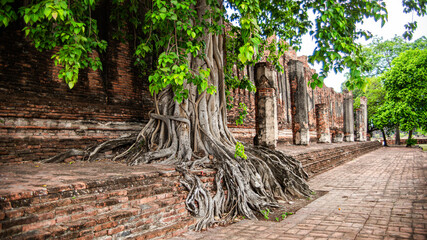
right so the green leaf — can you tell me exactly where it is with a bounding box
[24,15,30,24]
[238,52,247,64]
[44,7,52,17]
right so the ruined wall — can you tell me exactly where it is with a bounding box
[228,49,346,144]
[0,27,153,164]
[1,26,354,164]
[227,88,256,129]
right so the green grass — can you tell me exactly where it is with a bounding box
[418,144,427,151]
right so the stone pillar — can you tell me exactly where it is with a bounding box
[355,108,362,141]
[316,103,331,143]
[331,128,344,143]
[355,96,367,141]
[289,60,309,145]
[254,62,278,149]
[343,90,354,142]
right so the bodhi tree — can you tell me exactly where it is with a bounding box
[0,0,425,230]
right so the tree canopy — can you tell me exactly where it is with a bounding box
[343,35,427,143]
[1,0,425,94]
[377,49,427,133]
[360,35,427,77]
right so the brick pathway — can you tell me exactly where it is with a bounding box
[174,147,427,240]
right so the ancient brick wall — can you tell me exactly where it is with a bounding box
[228,49,346,144]
[1,26,355,164]
[0,27,153,164]
[227,88,256,129]
[384,139,427,145]
[0,163,204,239]
[293,141,381,176]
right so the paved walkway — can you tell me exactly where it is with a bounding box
[174,147,427,240]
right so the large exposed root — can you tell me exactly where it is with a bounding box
[175,129,311,231]
[41,134,136,163]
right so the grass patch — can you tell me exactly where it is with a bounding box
[418,144,427,151]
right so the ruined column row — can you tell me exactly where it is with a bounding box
[254,61,368,146]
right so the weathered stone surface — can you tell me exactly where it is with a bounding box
[0,162,201,239]
[315,103,331,143]
[331,127,344,143]
[228,50,348,147]
[0,29,152,164]
[355,96,367,142]
[254,62,278,148]
[289,60,309,145]
[343,90,354,142]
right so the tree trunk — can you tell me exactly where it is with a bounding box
[406,130,413,147]
[381,128,388,146]
[395,126,400,145]
[41,0,311,230]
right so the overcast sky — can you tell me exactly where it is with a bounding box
[298,0,427,92]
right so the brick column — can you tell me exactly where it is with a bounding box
[355,108,361,141]
[355,97,367,141]
[289,60,309,145]
[343,90,354,142]
[254,62,278,148]
[316,103,331,143]
[331,128,344,143]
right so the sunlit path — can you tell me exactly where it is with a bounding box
[174,147,427,239]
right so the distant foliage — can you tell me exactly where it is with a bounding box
[377,49,427,132]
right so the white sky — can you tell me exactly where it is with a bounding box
[298,0,427,92]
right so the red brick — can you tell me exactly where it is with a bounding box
[94,229,108,237]
[22,219,56,232]
[108,225,125,235]
[76,235,94,240]
[5,209,24,218]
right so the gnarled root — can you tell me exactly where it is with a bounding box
[41,134,136,163]
[178,129,311,231]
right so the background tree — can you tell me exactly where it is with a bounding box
[351,76,391,145]
[376,49,427,146]
[343,36,427,144]
[361,35,427,77]
[1,0,425,230]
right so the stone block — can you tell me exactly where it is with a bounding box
[289,60,309,145]
[254,62,278,148]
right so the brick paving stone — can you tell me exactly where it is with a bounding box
[173,147,427,240]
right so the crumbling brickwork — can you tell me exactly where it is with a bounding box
[355,96,367,142]
[315,103,331,143]
[254,62,278,148]
[0,27,153,164]
[289,59,310,145]
[1,27,359,163]
[228,49,348,145]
